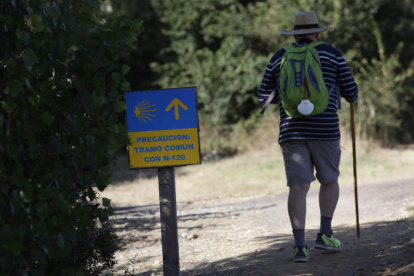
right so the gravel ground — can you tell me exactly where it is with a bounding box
[105,177,414,276]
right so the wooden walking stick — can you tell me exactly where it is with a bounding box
[349,66,360,238]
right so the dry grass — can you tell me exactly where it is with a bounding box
[102,129,414,207]
[102,111,414,207]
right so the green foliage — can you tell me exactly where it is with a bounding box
[351,21,414,143]
[150,0,270,132]
[0,0,142,274]
[65,222,118,276]
[332,0,414,144]
[106,0,414,149]
[98,0,170,91]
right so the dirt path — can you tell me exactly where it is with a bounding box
[106,178,414,276]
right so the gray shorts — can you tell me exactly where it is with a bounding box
[280,140,341,186]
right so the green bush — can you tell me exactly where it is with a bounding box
[61,219,118,276]
[0,0,141,274]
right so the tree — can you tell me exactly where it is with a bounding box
[105,0,414,149]
[0,0,141,274]
[99,0,170,92]
[150,0,270,133]
[150,0,414,145]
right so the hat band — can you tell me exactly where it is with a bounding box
[294,24,320,30]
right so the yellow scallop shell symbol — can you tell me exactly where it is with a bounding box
[134,100,157,122]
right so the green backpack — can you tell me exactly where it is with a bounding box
[260,41,338,117]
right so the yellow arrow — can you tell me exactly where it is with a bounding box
[165,98,188,120]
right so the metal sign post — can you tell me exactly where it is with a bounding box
[158,167,180,275]
[125,87,201,276]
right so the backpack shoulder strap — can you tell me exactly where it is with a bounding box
[282,44,296,52]
[283,41,324,52]
[309,41,325,48]
[310,41,342,109]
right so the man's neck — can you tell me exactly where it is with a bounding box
[296,38,315,44]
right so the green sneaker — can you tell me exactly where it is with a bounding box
[292,246,310,262]
[315,231,341,251]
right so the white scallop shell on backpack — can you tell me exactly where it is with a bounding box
[297,100,314,116]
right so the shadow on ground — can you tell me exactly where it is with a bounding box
[107,202,414,276]
[179,220,414,276]
[109,202,275,251]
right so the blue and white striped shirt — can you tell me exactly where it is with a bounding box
[258,39,359,144]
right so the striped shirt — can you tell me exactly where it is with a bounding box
[258,38,359,144]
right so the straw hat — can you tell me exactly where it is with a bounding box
[280,10,333,35]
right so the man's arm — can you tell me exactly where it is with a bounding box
[336,53,358,103]
[258,50,285,104]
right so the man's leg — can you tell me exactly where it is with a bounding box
[315,178,342,250]
[316,178,342,250]
[320,179,339,217]
[281,140,314,261]
[319,179,339,236]
[308,140,342,250]
[288,183,310,247]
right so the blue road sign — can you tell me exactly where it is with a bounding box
[125,87,198,132]
[125,87,200,168]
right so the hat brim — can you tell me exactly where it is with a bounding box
[280,27,333,35]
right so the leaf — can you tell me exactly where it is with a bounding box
[23,49,38,69]
[38,203,50,219]
[107,134,119,155]
[102,197,111,207]
[98,209,108,223]
[92,76,105,94]
[96,171,113,192]
[87,188,96,201]
[10,80,23,97]
[40,110,55,126]
[108,207,114,216]
[25,78,32,90]
[121,64,131,75]
[125,31,138,43]
[20,191,30,203]
[115,101,127,112]
[121,81,131,92]
[19,31,30,44]
[91,94,107,107]
[120,18,132,28]
[27,14,45,32]
[112,72,122,83]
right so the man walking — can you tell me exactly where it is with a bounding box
[258,10,358,262]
